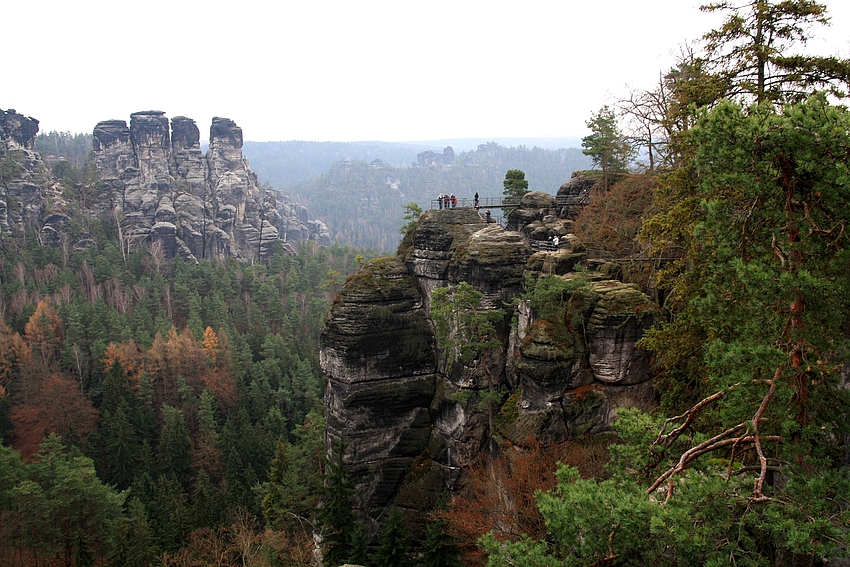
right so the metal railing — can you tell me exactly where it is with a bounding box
[430,196,521,209]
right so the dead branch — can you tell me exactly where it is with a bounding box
[648,423,746,494]
[771,233,787,267]
[730,465,783,477]
[653,390,728,449]
[725,429,753,481]
[647,430,782,496]
[740,196,761,258]
[752,376,778,500]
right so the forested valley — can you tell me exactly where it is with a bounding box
[0,207,375,565]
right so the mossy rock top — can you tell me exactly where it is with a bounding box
[588,280,658,323]
[333,256,421,307]
[451,225,531,267]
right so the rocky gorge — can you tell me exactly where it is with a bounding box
[319,186,658,531]
[1,107,330,260]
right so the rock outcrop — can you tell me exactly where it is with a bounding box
[92,112,330,262]
[320,202,658,528]
[506,190,574,241]
[416,146,455,167]
[0,108,58,242]
[321,258,436,524]
[3,107,330,260]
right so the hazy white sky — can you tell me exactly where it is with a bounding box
[5,0,850,142]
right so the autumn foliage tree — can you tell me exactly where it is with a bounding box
[573,173,657,255]
[11,374,99,459]
[445,439,610,566]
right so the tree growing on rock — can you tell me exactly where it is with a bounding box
[431,281,506,433]
[399,202,423,235]
[581,106,632,191]
[502,169,529,199]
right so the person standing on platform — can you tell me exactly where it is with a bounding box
[473,192,479,208]
[451,194,457,208]
[438,193,443,209]
[485,208,491,223]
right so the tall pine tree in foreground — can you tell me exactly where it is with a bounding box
[317,438,366,567]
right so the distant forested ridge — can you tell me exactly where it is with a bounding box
[35,131,93,167]
[242,140,434,188]
[251,142,591,251]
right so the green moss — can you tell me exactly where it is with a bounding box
[498,387,522,424]
[562,387,606,437]
[587,281,658,330]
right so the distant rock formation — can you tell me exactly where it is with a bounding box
[416,146,454,167]
[320,201,658,530]
[92,111,332,261]
[2,108,331,258]
[0,108,57,242]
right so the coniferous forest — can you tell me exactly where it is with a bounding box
[0,222,373,565]
[5,1,850,566]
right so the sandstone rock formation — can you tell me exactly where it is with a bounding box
[0,108,59,242]
[0,106,332,261]
[320,202,658,529]
[416,146,455,167]
[321,257,436,523]
[92,112,332,261]
[506,190,574,241]
[3,108,330,259]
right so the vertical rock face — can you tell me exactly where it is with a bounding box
[205,117,268,261]
[1,109,39,151]
[321,258,436,528]
[321,204,659,525]
[513,279,657,440]
[1,108,49,240]
[90,112,328,261]
[2,108,329,260]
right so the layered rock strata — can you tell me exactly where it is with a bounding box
[321,204,658,526]
[0,108,58,242]
[2,108,329,258]
[321,258,436,528]
[92,112,331,261]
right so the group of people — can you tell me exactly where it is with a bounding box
[436,192,481,209]
[437,193,458,209]
[435,191,490,223]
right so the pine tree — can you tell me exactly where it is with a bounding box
[262,439,302,530]
[502,169,529,199]
[157,405,193,489]
[372,506,409,567]
[422,514,461,567]
[317,438,359,567]
[103,404,141,490]
[191,470,221,529]
[582,106,632,191]
[110,497,154,567]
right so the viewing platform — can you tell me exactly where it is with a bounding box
[429,193,590,210]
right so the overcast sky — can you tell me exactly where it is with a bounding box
[5,0,850,143]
